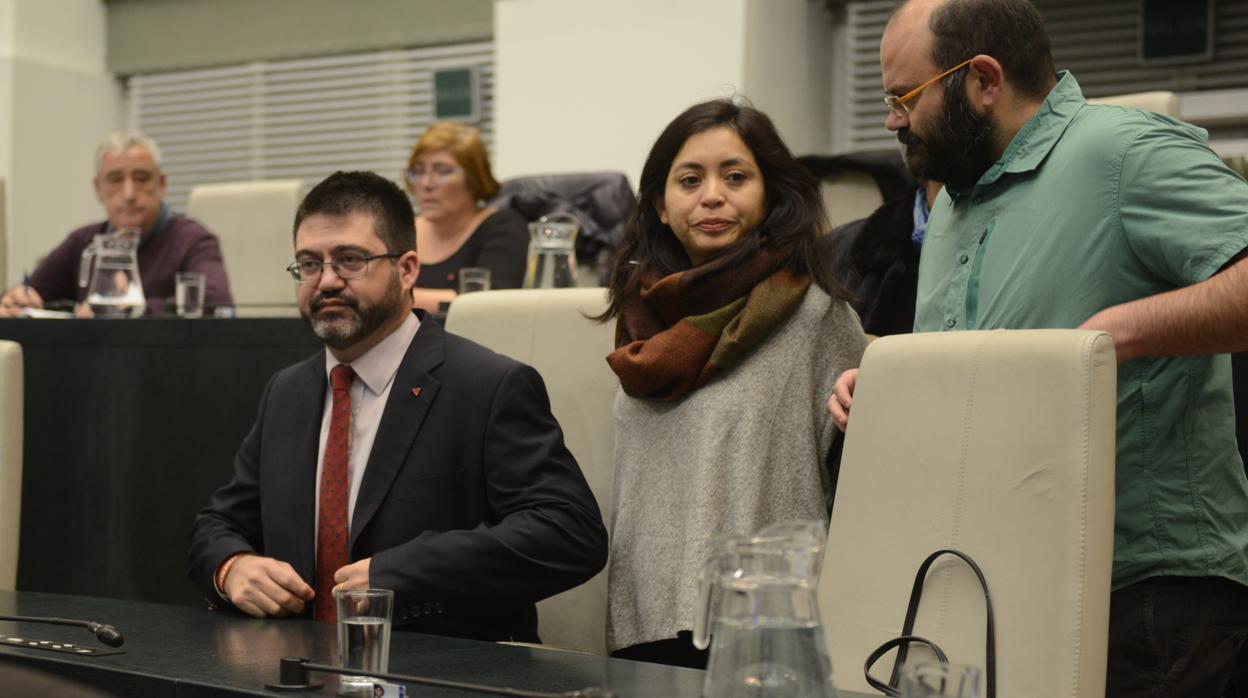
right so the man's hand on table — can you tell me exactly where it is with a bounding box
[332,558,372,596]
[0,285,43,317]
[222,554,315,618]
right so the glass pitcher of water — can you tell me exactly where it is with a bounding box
[694,520,839,698]
[78,229,146,318]
[524,214,578,288]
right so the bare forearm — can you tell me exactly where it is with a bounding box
[1081,254,1248,362]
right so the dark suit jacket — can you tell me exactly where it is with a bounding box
[188,313,608,642]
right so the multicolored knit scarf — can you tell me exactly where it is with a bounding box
[607,247,811,400]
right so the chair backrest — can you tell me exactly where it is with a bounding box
[821,172,887,228]
[1087,90,1180,118]
[488,171,636,285]
[819,329,1117,697]
[0,340,23,591]
[186,180,303,316]
[798,151,916,229]
[444,288,617,654]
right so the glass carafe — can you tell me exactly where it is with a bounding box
[524,214,578,288]
[694,520,838,698]
[79,229,146,318]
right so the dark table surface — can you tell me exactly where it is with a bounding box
[0,591,876,698]
[0,318,322,607]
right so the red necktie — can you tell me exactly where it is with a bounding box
[314,363,355,623]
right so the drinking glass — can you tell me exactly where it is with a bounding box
[335,588,394,696]
[176,271,206,318]
[899,661,981,698]
[458,267,491,294]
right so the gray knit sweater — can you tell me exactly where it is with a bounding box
[607,286,868,651]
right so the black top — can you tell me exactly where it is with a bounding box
[417,207,530,291]
[824,186,922,337]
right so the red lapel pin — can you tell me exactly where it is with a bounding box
[410,387,422,398]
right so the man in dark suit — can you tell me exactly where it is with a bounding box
[188,171,608,642]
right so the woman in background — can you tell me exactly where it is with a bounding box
[405,122,528,311]
[601,99,867,667]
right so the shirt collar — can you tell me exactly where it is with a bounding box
[950,71,1085,196]
[324,311,421,396]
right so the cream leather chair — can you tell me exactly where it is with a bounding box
[1087,90,1180,118]
[0,341,23,591]
[186,180,303,316]
[821,171,888,228]
[444,288,617,654]
[820,329,1117,697]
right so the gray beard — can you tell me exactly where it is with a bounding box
[304,273,405,350]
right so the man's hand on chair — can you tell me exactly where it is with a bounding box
[827,368,858,433]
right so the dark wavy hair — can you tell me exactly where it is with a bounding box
[600,99,848,321]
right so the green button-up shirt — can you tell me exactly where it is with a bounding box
[916,72,1248,589]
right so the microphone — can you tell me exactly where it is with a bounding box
[0,614,125,647]
[265,656,616,697]
[88,622,125,648]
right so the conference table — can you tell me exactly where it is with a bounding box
[0,590,876,697]
[0,317,1245,694]
[1,317,1246,612]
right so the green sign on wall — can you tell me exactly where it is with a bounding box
[434,67,480,122]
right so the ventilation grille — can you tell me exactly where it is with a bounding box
[128,42,495,210]
[844,0,1248,150]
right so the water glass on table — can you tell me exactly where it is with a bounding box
[336,588,394,695]
[900,660,981,697]
[175,271,206,318]
[458,267,491,294]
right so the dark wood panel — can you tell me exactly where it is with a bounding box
[1,318,321,607]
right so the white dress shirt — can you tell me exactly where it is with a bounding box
[314,311,421,531]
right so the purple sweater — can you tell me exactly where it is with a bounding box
[29,212,233,314]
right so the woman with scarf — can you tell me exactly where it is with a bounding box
[601,99,868,667]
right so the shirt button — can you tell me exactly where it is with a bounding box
[946,318,957,328]
[958,254,969,264]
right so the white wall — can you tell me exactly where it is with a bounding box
[0,0,16,286]
[0,0,123,289]
[494,0,750,188]
[743,0,834,156]
[493,0,834,191]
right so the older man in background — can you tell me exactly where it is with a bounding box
[0,132,232,316]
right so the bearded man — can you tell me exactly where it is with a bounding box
[188,171,607,642]
[829,0,1248,694]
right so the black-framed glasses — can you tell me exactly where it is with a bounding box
[286,253,401,284]
[883,58,973,117]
